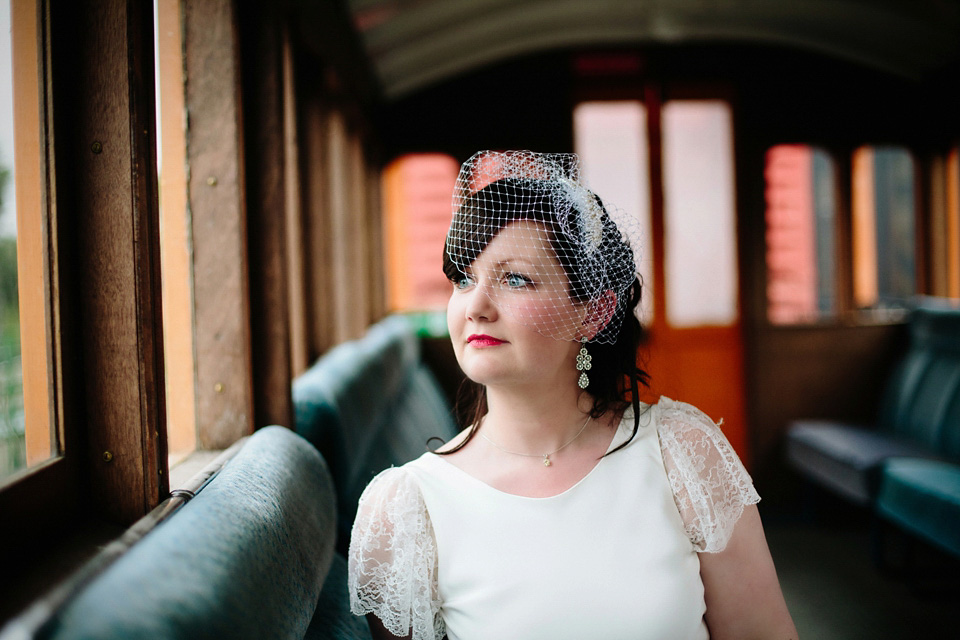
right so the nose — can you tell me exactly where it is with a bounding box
[465,283,497,322]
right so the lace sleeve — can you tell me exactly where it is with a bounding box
[348,467,444,640]
[657,397,760,553]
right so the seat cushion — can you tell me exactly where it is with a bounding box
[786,420,935,505]
[305,554,372,640]
[43,427,337,640]
[292,316,421,494]
[877,458,960,558]
[292,315,457,550]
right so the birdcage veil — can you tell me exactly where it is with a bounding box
[445,150,640,344]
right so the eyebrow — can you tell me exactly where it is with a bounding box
[492,258,537,270]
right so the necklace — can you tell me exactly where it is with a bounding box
[480,415,592,467]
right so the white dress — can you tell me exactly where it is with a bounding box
[348,397,760,640]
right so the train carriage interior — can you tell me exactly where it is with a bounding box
[1,0,959,637]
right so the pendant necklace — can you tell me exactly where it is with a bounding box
[480,415,592,467]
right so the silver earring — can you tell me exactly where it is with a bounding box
[576,338,592,389]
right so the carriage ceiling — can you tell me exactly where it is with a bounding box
[304,0,960,101]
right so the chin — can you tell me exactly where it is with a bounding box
[460,362,517,387]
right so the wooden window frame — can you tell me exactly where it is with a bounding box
[1,0,167,611]
[948,146,960,299]
[156,0,197,463]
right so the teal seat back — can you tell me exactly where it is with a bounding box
[41,427,337,640]
[883,307,960,460]
[292,315,457,549]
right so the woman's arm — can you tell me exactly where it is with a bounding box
[698,504,798,639]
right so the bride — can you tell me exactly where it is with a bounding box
[349,150,797,640]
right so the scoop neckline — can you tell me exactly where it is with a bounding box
[424,404,652,501]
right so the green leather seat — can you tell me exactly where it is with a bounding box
[877,458,960,558]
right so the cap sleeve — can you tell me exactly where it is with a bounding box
[656,397,761,553]
[348,467,444,640]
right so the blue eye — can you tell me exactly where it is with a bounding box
[453,275,474,290]
[504,273,533,288]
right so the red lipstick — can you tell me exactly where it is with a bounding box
[467,334,504,347]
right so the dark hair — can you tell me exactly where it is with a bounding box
[435,178,650,456]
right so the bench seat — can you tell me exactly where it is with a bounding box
[786,420,937,505]
[786,303,960,560]
[876,458,960,558]
[4,427,371,640]
[293,315,458,552]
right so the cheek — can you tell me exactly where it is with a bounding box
[446,293,461,332]
[507,296,582,338]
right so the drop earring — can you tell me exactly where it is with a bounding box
[576,337,592,389]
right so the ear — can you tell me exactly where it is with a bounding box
[579,291,617,341]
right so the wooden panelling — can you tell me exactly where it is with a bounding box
[750,322,906,498]
[284,35,309,378]
[366,161,387,322]
[182,0,254,448]
[301,94,334,358]
[326,109,358,344]
[239,3,294,430]
[349,135,372,329]
[52,0,167,522]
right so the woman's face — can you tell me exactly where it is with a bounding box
[446,220,585,390]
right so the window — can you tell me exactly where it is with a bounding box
[0,0,25,481]
[763,142,958,325]
[764,145,838,324]
[853,146,917,310]
[383,153,459,314]
[573,100,653,324]
[662,100,737,328]
[1,0,56,484]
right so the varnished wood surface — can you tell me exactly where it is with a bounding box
[52,0,167,523]
[240,3,294,430]
[183,0,254,448]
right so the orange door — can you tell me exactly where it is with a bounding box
[575,87,749,464]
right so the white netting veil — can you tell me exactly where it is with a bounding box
[445,150,641,345]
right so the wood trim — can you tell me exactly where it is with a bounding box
[927,154,948,297]
[349,134,372,329]
[239,3,294,430]
[914,153,930,295]
[12,0,52,467]
[284,34,309,378]
[832,148,855,317]
[644,82,666,335]
[300,88,334,357]
[182,0,254,448]
[851,147,877,307]
[50,0,167,522]
[948,146,960,299]
[156,0,197,459]
[366,159,386,321]
[327,109,353,344]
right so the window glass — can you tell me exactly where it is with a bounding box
[573,100,653,325]
[0,0,25,481]
[764,144,837,324]
[662,100,737,328]
[383,153,459,315]
[853,146,916,310]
